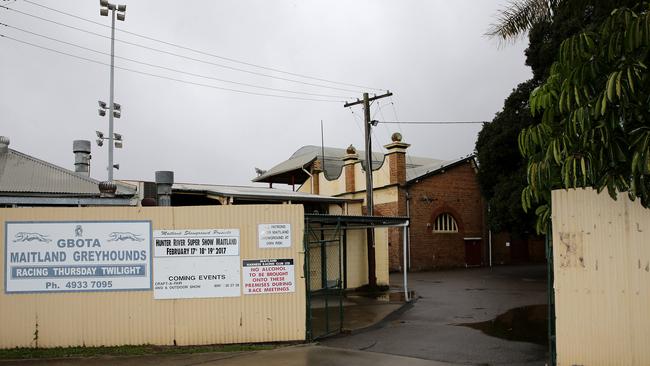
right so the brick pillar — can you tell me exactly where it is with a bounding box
[311,159,322,195]
[384,132,410,186]
[342,144,359,193]
[384,133,410,271]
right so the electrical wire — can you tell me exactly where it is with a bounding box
[377,121,487,124]
[0,34,344,103]
[21,0,387,92]
[0,5,367,94]
[0,22,350,99]
[348,108,365,139]
[387,95,415,168]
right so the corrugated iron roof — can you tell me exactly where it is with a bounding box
[173,183,351,203]
[253,145,443,183]
[0,148,135,196]
[406,156,475,183]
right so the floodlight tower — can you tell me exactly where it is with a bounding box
[99,0,126,181]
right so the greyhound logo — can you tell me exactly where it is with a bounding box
[13,232,52,243]
[108,232,144,242]
[75,225,83,237]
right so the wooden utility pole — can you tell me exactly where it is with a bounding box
[344,90,393,288]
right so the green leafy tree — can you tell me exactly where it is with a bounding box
[476,81,540,234]
[520,3,650,232]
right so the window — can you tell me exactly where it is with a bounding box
[433,213,458,233]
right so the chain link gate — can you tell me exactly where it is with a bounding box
[304,216,343,340]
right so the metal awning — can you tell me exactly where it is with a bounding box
[304,214,409,228]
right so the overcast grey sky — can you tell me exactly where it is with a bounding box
[0,0,531,186]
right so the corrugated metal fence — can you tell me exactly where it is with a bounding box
[552,188,650,365]
[0,205,305,348]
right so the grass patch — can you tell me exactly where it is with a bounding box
[0,343,279,360]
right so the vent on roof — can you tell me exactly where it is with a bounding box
[155,171,174,206]
[73,140,91,177]
[0,136,9,153]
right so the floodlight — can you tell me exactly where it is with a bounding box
[370,120,379,126]
[116,12,125,21]
[113,133,122,141]
[96,131,104,139]
[114,141,123,148]
[96,139,104,147]
[98,100,107,109]
[117,4,126,12]
[100,7,108,16]
[112,102,121,111]
[100,0,109,6]
[98,109,106,116]
[113,110,121,118]
[113,163,120,169]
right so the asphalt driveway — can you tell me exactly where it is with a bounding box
[322,264,548,365]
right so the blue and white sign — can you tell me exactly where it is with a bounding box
[5,221,152,293]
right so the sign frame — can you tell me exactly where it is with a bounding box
[257,223,292,249]
[4,220,153,294]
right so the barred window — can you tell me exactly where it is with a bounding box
[433,213,458,233]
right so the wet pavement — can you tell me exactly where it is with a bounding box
[458,304,547,345]
[0,345,456,366]
[322,264,548,365]
[0,265,547,365]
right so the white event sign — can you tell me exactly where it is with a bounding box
[243,258,295,295]
[258,224,291,248]
[153,229,241,299]
[5,221,151,293]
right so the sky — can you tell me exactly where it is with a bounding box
[0,0,532,187]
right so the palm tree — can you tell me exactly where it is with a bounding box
[486,0,559,41]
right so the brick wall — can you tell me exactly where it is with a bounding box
[491,231,546,265]
[388,151,406,185]
[344,163,355,193]
[398,161,486,271]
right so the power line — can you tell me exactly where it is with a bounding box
[0,22,351,99]
[387,95,415,168]
[0,34,344,103]
[0,5,367,94]
[15,0,387,92]
[377,121,487,125]
[22,0,386,92]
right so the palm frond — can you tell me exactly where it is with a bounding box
[487,0,555,41]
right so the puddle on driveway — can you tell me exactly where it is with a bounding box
[458,304,548,346]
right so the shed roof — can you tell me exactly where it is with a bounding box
[173,182,352,203]
[0,147,135,197]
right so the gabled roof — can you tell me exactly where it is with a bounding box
[0,148,135,197]
[406,156,476,184]
[253,145,442,184]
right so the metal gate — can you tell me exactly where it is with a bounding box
[304,216,343,340]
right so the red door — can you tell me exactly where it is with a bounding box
[465,240,482,266]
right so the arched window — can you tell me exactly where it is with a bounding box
[433,213,458,233]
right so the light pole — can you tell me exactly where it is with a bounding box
[99,0,125,182]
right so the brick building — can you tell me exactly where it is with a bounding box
[254,133,488,271]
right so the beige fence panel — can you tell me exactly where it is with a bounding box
[0,205,305,348]
[552,188,650,365]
